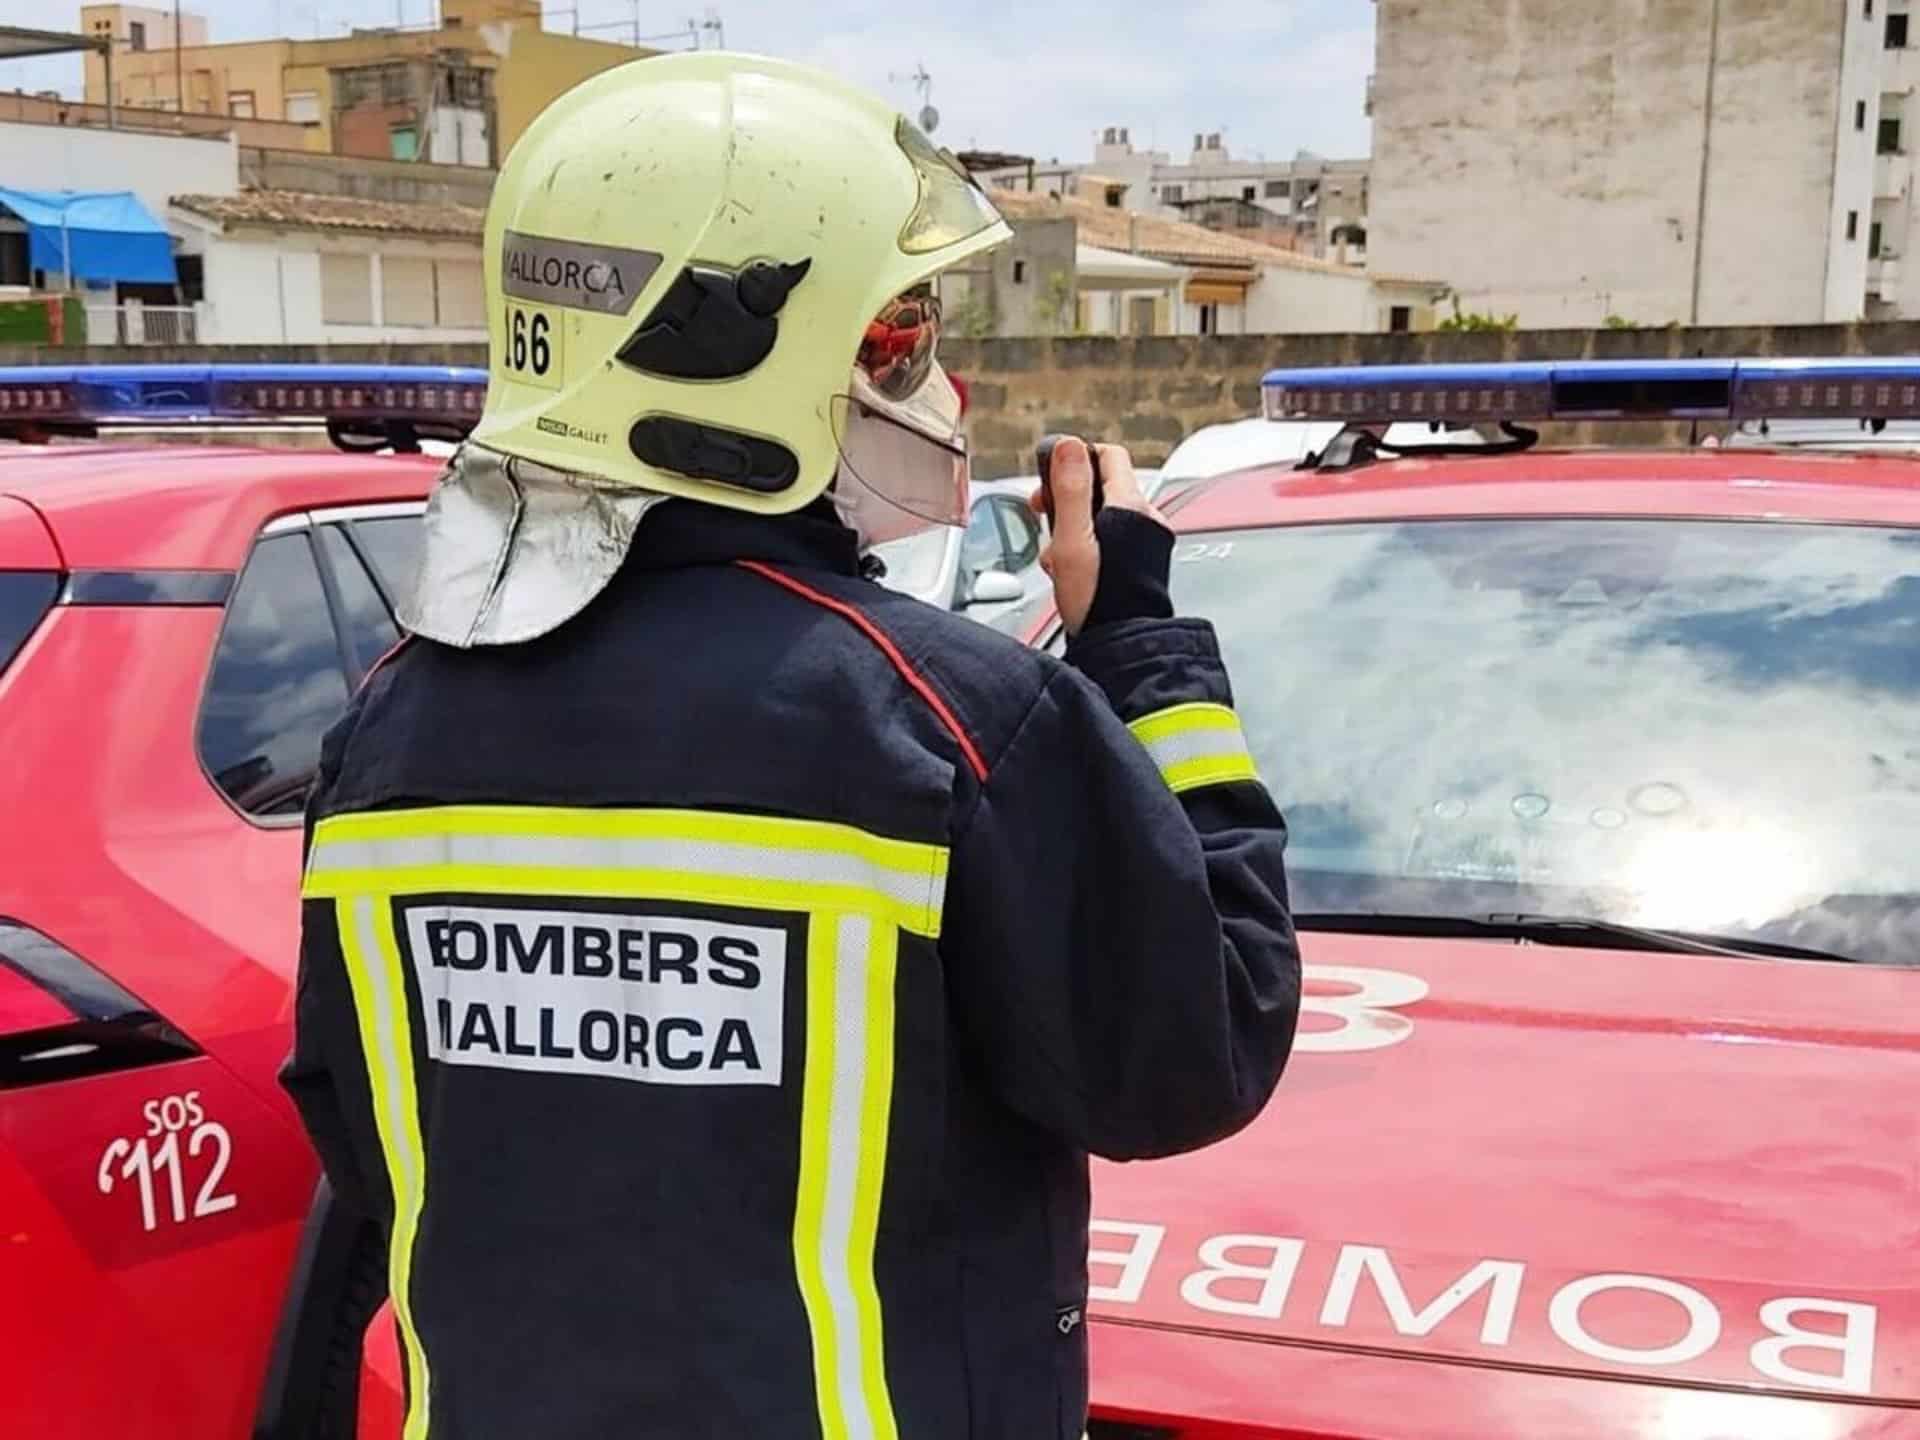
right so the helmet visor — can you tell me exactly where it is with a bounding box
[830,367,969,546]
[896,117,1006,255]
[858,287,943,403]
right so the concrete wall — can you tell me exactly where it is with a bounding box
[19,320,1920,474]
[0,120,237,218]
[238,148,496,208]
[482,26,649,164]
[1372,0,1849,327]
[1245,263,1379,334]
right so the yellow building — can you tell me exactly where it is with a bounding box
[79,0,652,165]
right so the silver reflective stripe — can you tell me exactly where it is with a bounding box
[307,831,944,914]
[1135,723,1245,772]
[823,913,878,1440]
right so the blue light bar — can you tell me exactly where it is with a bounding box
[0,363,487,431]
[1261,357,1920,426]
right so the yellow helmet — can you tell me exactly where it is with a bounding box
[470,50,1010,513]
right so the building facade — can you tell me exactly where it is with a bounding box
[79,0,650,167]
[986,187,1442,337]
[973,131,1370,264]
[1370,0,1902,326]
[168,190,485,344]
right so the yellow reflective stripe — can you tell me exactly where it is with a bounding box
[1127,702,1261,794]
[304,808,947,939]
[1160,752,1260,794]
[793,917,843,1439]
[314,805,947,885]
[336,897,432,1440]
[793,914,900,1440]
[305,863,941,939]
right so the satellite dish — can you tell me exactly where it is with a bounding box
[920,104,940,134]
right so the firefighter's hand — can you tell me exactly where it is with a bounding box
[1033,439,1171,635]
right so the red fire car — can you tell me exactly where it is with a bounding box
[0,365,466,1439]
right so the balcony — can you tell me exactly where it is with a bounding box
[1876,150,1908,200]
[82,303,200,345]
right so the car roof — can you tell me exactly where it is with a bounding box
[1172,445,1920,530]
[0,444,439,570]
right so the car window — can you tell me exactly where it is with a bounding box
[318,525,400,677]
[0,571,57,676]
[350,515,424,606]
[197,533,351,819]
[959,497,1007,574]
[1172,517,1920,966]
[992,497,1041,571]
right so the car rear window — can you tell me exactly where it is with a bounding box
[0,572,58,676]
[1170,517,1920,966]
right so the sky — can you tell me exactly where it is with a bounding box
[0,0,1376,163]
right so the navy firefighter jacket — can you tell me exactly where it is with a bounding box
[283,495,1301,1440]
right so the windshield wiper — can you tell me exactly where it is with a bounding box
[1293,911,1860,965]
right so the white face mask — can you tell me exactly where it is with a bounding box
[828,362,970,549]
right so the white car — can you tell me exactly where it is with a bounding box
[871,470,1161,632]
[1156,416,1485,504]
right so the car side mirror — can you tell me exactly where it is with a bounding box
[964,570,1024,607]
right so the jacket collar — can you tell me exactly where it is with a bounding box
[625,497,862,577]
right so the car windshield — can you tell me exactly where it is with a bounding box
[1171,517,1920,966]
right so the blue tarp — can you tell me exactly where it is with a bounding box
[0,188,177,286]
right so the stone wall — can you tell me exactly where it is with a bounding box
[942,319,1920,476]
[13,321,1920,478]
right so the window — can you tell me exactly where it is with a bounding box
[197,533,351,818]
[1198,302,1218,335]
[1241,184,1256,201]
[176,254,205,303]
[286,90,321,125]
[435,259,485,328]
[958,498,1006,578]
[1849,209,1861,241]
[0,230,27,288]
[227,90,255,119]
[128,21,146,51]
[1012,259,1027,284]
[1868,0,1875,15]
[350,516,424,604]
[390,125,419,161]
[1389,305,1412,333]
[318,526,400,676]
[1265,179,1290,198]
[1129,294,1157,335]
[1881,115,1903,153]
[1872,220,1885,258]
[381,255,437,327]
[991,497,1041,571]
[320,253,373,325]
[1890,11,1909,46]
[1162,183,1183,203]
[1857,100,1868,132]
[0,572,57,678]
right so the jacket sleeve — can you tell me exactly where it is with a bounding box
[942,510,1301,1161]
[278,701,386,1221]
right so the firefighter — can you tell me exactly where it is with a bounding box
[283,51,1300,1440]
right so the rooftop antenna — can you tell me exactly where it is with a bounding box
[698,8,723,48]
[889,61,936,133]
